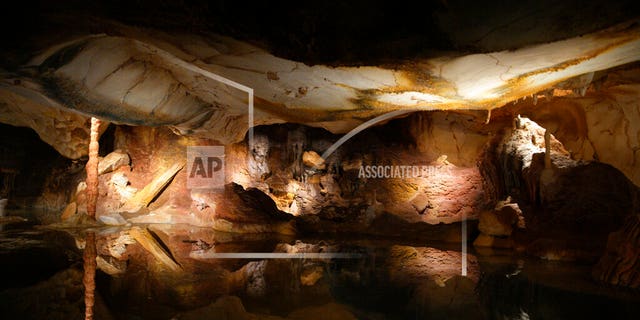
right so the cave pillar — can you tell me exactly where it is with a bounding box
[86,117,101,219]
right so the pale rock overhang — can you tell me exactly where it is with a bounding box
[0,19,639,158]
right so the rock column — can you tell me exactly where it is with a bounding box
[86,117,101,219]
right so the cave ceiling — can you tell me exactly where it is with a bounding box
[0,0,639,158]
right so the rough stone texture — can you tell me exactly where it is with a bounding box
[474,197,523,248]
[1,18,639,158]
[379,164,485,224]
[127,184,296,234]
[0,87,94,159]
[60,122,486,235]
[478,210,513,237]
[97,150,130,175]
[248,134,270,180]
[96,256,126,276]
[481,116,640,260]
[302,151,325,169]
[409,112,489,167]
[478,199,522,237]
[593,214,640,289]
[2,113,484,237]
[120,161,184,213]
[86,117,101,219]
[491,72,640,186]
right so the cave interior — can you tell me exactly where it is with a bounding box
[0,1,640,319]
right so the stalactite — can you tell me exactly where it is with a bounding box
[287,127,306,181]
[83,231,97,320]
[537,128,556,207]
[86,117,101,219]
[248,134,270,180]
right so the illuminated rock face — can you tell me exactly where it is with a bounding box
[479,115,640,261]
[0,90,93,159]
[17,98,640,244]
[485,70,640,186]
[1,17,639,159]
[60,123,487,236]
[1,4,640,293]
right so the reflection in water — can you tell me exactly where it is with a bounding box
[0,224,639,319]
[83,231,96,320]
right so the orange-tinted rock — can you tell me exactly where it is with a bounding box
[478,198,522,237]
[60,202,77,221]
[120,162,184,213]
[387,246,479,286]
[478,211,513,237]
[97,149,130,175]
[302,150,325,169]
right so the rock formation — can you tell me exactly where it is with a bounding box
[593,214,640,289]
[2,0,640,308]
[1,16,639,161]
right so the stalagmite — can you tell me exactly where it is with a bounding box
[86,117,101,219]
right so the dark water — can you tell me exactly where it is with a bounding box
[0,221,639,320]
